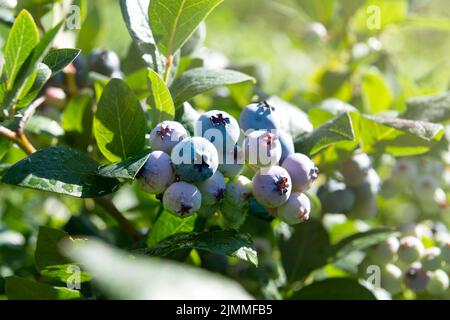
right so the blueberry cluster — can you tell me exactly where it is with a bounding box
[318,152,380,219]
[137,101,318,227]
[359,223,450,297]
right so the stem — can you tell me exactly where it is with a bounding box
[163,53,173,84]
[94,197,142,243]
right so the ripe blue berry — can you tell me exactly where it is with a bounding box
[405,263,429,292]
[276,192,311,225]
[318,180,355,214]
[239,101,281,132]
[195,110,240,157]
[196,171,226,207]
[162,182,202,217]
[88,48,121,77]
[341,153,371,187]
[137,151,174,194]
[149,121,189,154]
[171,137,219,182]
[277,129,295,164]
[281,153,318,192]
[426,269,449,296]
[252,166,292,208]
[398,236,425,264]
[244,130,282,167]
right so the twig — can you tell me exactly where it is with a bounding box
[94,197,142,243]
[17,96,46,136]
[0,125,36,154]
[163,53,173,84]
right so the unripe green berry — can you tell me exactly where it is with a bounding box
[421,247,443,271]
[398,236,425,264]
[426,269,449,296]
[368,237,400,265]
[441,241,450,263]
[381,264,403,295]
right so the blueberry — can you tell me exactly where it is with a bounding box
[162,182,202,217]
[398,236,425,264]
[252,166,292,208]
[171,137,219,182]
[218,144,244,178]
[276,192,311,225]
[281,153,318,192]
[348,177,379,220]
[239,101,281,132]
[421,247,443,271]
[220,176,252,229]
[441,242,450,263]
[341,153,371,187]
[277,129,295,164]
[194,110,240,158]
[368,236,400,265]
[404,262,429,292]
[302,22,328,45]
[392,160,417,185]
[137,151,174,194]
[244,130,282,167]
[46,73,65,88]
[317,180,355,214]
[196,171,226,207]
[149,121,189,154]
[381,263,403,295]
[426,269,449,296]
[88,48,121,77]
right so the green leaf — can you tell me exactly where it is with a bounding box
[16,63,52,110]
[331,228,398,261]
[294,0,335,24]
[120,0,165,72]
[5,276,83,300]
[352,113,444,156]
[43,48,81,76]
[170,68,255,106]
[147,69,175,126]
[290,278,376,300]
[97,151,152,180]
[25,114,64,138]
[280,219,331,281]
[147,211,196,247]
[404,91,450,122]
[63,238,252,299]
[94,79,147,162]
[295,112,355,155]
[146,230,258,266]
[0,164,12,177]
[62,90,94,151]
[361,68,392,113]
[149,0,224,57]
[1,146,121,198]
[3,10,39,90]
[35,226,91,283]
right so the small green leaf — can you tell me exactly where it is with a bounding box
[25,114,64,138]
[1,146,121,198]
[63,238,252,299]
[404,91,450,122]
[97,151,152,180]
[146,230,258,266]
[295,112,355,155]
[94,79,147,162]
[290,278,376,300]
[361,68,392,113]
[331,228,398,261]
[280,219,331,281]
[43,48,81,76]
[5,276,83,300]
[149,0,223,57]
[16,63,52,110]
[147,211,196,247]
[147,69,175,126]
[3,10,39,90]
[170,68,255,106]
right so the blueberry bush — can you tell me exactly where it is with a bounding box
[0,0,450,300]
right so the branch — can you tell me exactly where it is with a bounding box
[94,197,142,243]
[17,96,45,136]
[163,54,173,84]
